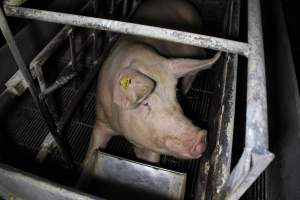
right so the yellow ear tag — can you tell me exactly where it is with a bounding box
[120,76,130,90]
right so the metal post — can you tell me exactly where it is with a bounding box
[0,7,73,167]
[69,29,76,71]
[223,0,274,199]
[246,0,268,150]
[92,0,98,63]
[3,5,250,56]
[122,0,128,18]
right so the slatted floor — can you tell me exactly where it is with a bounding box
[2,63,215,199]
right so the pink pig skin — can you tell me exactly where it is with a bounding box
[83,0,221,164]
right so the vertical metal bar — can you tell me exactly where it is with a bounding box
[223,0,274,199]
[35,65,47,91]
[0,7,73,167]
[69,29,76,72]
[122,0,128,18]
[92,0,98,63]
[109,0,114,18]
[36,64,60,121]
[246,0,268,149]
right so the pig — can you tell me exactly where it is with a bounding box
[83,0,221,164]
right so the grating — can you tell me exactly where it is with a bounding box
[2,12,217,196]
[5,107,49,152]
[241,172,267,200]
[2,63,216,199]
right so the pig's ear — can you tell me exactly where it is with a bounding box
[113,67,155,109]
[166,52,221,78]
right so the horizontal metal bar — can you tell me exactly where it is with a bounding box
[4,5,250,57]
[3,0,27,6]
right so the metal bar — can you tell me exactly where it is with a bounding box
[30,26,72,90]
[37,36,117,163]
[56,39,115,131]
[122,0,128,18]
[4,5,251,56]
[108,0,115,18]
[30,27,71,71]
[0,7,73,166]
[92,0,98,63]
[0,164,102,200]
[30,0,94,90]
[207,1,240,199]
[69,29,76,71]
[3,0,27,6]
[223,0,274,199]
[40,72,78,97]
[29,27,72,120]
[38,33,94,97]
[246,0,268,150]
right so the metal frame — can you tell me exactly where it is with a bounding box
[0,6,73,167]
[0,0,274,199]
[0,164,102,199]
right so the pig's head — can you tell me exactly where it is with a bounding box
[113,49,221,159]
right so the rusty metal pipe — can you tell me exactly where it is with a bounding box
[3,5,250,57]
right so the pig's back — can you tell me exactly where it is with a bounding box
[131,0,205,58]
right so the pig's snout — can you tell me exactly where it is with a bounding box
[165,129,207,159]
[189,130,207,158]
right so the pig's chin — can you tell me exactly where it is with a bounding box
[164,143,204,160]
[169,151,203,160]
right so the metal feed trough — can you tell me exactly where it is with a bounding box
[0,0,274,199]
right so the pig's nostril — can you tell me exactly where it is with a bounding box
[195,143,202,153]
[190,136,207,157]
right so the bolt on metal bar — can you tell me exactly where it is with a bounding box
[3,5,250,57]
[0,7,73,166]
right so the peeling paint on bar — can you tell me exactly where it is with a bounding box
[4,5,250,57]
